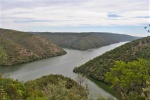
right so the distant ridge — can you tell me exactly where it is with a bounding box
[37,32,139,50]
[0,28,66,66]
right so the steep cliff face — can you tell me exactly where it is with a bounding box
[0,28,66,66]
[38,32,139,50]
[73,36,150,81]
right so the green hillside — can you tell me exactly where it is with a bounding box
[73,36,150,81]
[0,74,87,100]
[0,28,66,66]
[38,32,139,50]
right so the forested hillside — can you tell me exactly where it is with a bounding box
[0,28,66,66]
[73,36,150,99]
[38,32,139,50]
[73,36,150,81]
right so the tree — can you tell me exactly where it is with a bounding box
[144,25,150,33]
[76,74,87,86]
[141,59,150,99]
[0,46,7,65]
[105,59,149,100]
[75,74,89,99]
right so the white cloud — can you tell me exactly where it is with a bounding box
[0,0,149,31]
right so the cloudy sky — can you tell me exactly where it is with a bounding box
[0,0,150,36]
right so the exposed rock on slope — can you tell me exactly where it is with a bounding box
[0,28,66,66]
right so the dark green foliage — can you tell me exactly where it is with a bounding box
[74,36,150,81]
[0,28,66,66]
[38,32,139,50]
[105,59,149,99]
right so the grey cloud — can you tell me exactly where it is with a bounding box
[13,19,55,23]
[1,0,149,29]
[134,16,150,18]
[1,0,88,10]
[107,12,121,18]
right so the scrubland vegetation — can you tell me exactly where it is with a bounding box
[0,28,66,66]
[39,32,138,50]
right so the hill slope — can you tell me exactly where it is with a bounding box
[0,74,87,100]
[0,28,66,66]
[38,32,139,50]
[73,36,150,81]
[24,74,87,100]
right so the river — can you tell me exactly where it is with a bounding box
[0,42,128,99]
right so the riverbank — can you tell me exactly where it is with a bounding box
[87,76,118,98]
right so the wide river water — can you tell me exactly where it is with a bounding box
[0,42,128,99]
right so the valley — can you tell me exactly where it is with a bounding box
[0,28,149,99]
[0,42,127,99]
